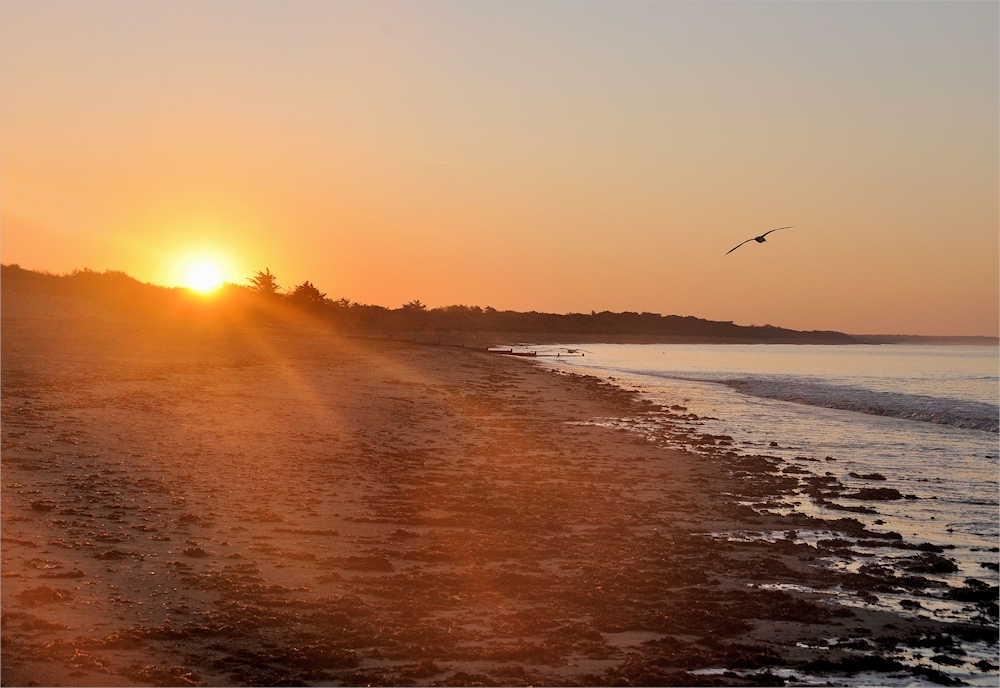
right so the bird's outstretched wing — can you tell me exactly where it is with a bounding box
[725,238,755,255]
[758,225,793,239]
[725,226,794,255]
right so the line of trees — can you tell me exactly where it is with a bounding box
[7,264,991,343]
[0,263,859,342]
[242,267,854,342]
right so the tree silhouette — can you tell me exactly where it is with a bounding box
[401,299,426,311]
[249,268,280,295]
[290,281,327,309]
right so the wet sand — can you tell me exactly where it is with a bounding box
[2,293,996,686]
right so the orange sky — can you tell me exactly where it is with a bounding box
[2,1,997,335]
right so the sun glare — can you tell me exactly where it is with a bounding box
[186,262,224,293]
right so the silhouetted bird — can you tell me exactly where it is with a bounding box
[725,226,793,255]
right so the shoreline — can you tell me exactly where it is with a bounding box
[357,332,1000,348]
[2,295,997,686]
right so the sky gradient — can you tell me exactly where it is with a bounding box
[2,1,997,335]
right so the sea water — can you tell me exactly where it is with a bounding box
[535,344,999,681]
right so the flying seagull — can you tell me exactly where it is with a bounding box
[725,226,793,255]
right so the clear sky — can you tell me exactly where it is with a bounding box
[2,1,997,335]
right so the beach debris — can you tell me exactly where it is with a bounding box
[849,471,886,481]
[19,585,73,606]
[897,553,959,574]
[852,487,903,501]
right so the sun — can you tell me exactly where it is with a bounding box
[186,261,224,293]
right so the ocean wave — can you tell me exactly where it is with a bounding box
[716,377,999,433]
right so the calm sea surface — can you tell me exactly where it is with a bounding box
[537,343,998,549]
[535,343,998,680]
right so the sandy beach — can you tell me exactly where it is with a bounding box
[2,292,995,687]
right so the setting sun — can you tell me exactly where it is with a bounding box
[1,3,998,685]
[186,261,223,293]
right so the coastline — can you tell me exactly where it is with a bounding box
[2,293,996,686]
[356,331,1000,348]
